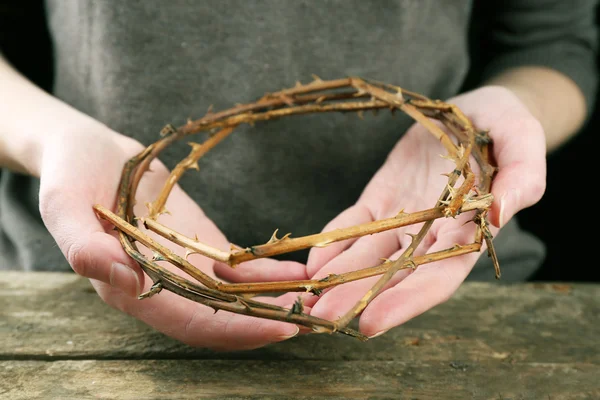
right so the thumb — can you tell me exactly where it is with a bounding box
[39,186,144,298]
[488,118,547,228]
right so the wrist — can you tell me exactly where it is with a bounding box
[0,57,105,177]
[484,66,586,152]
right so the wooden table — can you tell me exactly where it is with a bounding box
[1,272,598,399]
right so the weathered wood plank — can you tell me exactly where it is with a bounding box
[1,272,598,364]
[1,359,598,400]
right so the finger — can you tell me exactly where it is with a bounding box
[489,117,546,228]
[306,204,374,277]
[39,186,144,297]
[213,258,309,283]
[451,94,547,229]
[307,230,400,322]
[358,222,483,337]
[90,280,300,351]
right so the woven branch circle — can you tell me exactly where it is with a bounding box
[94,76,499,340]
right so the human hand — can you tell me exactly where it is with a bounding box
[304,85,547,337]
[38,122,304,350]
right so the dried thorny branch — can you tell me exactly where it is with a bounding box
[93,76,500,341]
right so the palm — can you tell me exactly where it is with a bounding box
[303,86,547,337]
[40,128,302,350]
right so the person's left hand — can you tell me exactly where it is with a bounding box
[302,85,547,338]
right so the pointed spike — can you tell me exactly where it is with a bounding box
[267,229,280,244]
[446,184,457,197]
[151,251,166,262]
[159,124,177,137]
[187,161,200,171]
[395,89,404,101]
[311,73,323,82]
[405,232,418,241]
[138,282,163,299]
[357,110,364,120]
[314,239,333,248]
[280,94,295,106]
[184,249,196,259]
[287,296,305,316]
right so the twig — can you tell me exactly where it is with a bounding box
[94,77,499,339]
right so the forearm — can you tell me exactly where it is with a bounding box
[485,66,588,153]
[0,55,97,177]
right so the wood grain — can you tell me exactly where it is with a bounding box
[1,272,598,399]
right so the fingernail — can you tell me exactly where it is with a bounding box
[499,189,520,227]
[277,326,300,341]
[110,262,140,297]
[368,329,389,339]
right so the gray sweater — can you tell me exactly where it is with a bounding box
[1,0,598,281]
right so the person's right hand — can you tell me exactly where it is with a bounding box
[38,121,306,351]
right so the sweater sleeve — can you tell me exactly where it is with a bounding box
[478,0,599,118]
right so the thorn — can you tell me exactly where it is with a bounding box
[295,81,302,87]
[151,251,166,262]
[280,94,295,106]
[380,258,392,264]
[159,124,177,137]
[287,296,305,316]
[357,110,364,120]
[311,73,323,82]
[440,153,458,163]
[406,232,418,241]
[395,89,404,101]
[184,249,196,259]
[395,209,406,218]
[230,243,244,252]
[315,96,327,104]
[318,274,338,282]
[205,104,214,115]
[353,88,367,97]
[406,260,417,270]
[138,282,163,299]
[266,230,291,244]
[188,142,203,151]
[446,184,457,198]
[267,229,280,244]
[187,161,200,171]
[314,239,333,248]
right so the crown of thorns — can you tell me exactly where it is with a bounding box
[94,76,500,341]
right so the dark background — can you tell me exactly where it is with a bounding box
[1,1,598,282]
[465,2,600,283]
